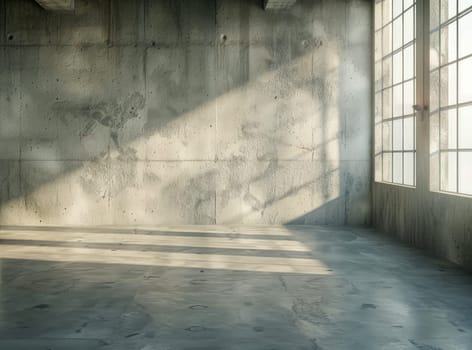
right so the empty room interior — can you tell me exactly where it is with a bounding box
[1,0,472,348]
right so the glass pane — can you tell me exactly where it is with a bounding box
[383,120,393,150]
[441,22,457,65]
[383,152,393,182]
[440,109,457,150]
[393,153,403,183]
[383,56,392,88]
[404,7,415,44]
[375,1,383,30]
[458,152,472,194]
[375,62,382,91]
[430,30,440,70]
[375,92,383,123]
[375,154,383,182]
[458,57,472,103]
[431,0,441,29]
[393,17,403,51]
[383,87,393,119]
[375,31,382,61]
[393,0,403,18]
[458,105,472,148]
[440,63,457,108]
[459,0,472,13]
[441,0,457,23]
[393,51,403,84]
[374,30,382,62]
[440,151,458,191]
[404,44,415,80]
[404,0,414,8]
[404,79,414,115]
[375,123,383,154]
[430,70,440,112]
[404,116,414,150]
[458,11,472,58]
[404,152,415,185]
[430,112,440,154]
[430,112,441,190]
[383,23,392,56]
[393,118,403,150]
[383,0,393,24]
[393,84,403,117]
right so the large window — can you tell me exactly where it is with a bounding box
[430,0,472,196]
[375,0,417,186]
[375,0,472,196]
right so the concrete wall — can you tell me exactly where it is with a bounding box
[0,0,372,226]
[373,184,472,271]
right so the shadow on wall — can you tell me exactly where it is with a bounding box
[0,0,371,225]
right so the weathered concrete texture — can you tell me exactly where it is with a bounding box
[0,0,372,225]
[373,183,472,272]
[0,225,472,349]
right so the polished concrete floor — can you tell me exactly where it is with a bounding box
[0,225,471,350]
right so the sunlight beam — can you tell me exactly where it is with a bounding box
[0,230,310,252]
[0,244,331,275]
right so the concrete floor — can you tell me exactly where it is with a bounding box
[0,225,471,350]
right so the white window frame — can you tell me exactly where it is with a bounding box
[374,0,418,187]
[374,0,472,198]
[429,0,472,197]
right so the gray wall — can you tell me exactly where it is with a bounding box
[373,184,472,271]
[0,0,372,226]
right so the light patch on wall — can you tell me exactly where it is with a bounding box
[263,0,297,11]
[0,44,343,225]
[35,0,74,12]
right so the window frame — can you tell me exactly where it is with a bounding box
[429,1,472,196]
[374,0,418,187]
[373,0,472,198]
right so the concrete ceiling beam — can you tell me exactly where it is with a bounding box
[35,0,75,12]
[263,0,297,10]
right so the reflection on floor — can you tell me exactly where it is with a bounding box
[0,225,471,349]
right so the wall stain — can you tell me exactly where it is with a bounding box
[54,92,145,151]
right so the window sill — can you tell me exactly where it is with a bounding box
[374,181,416,190]
[431,190,472,200]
